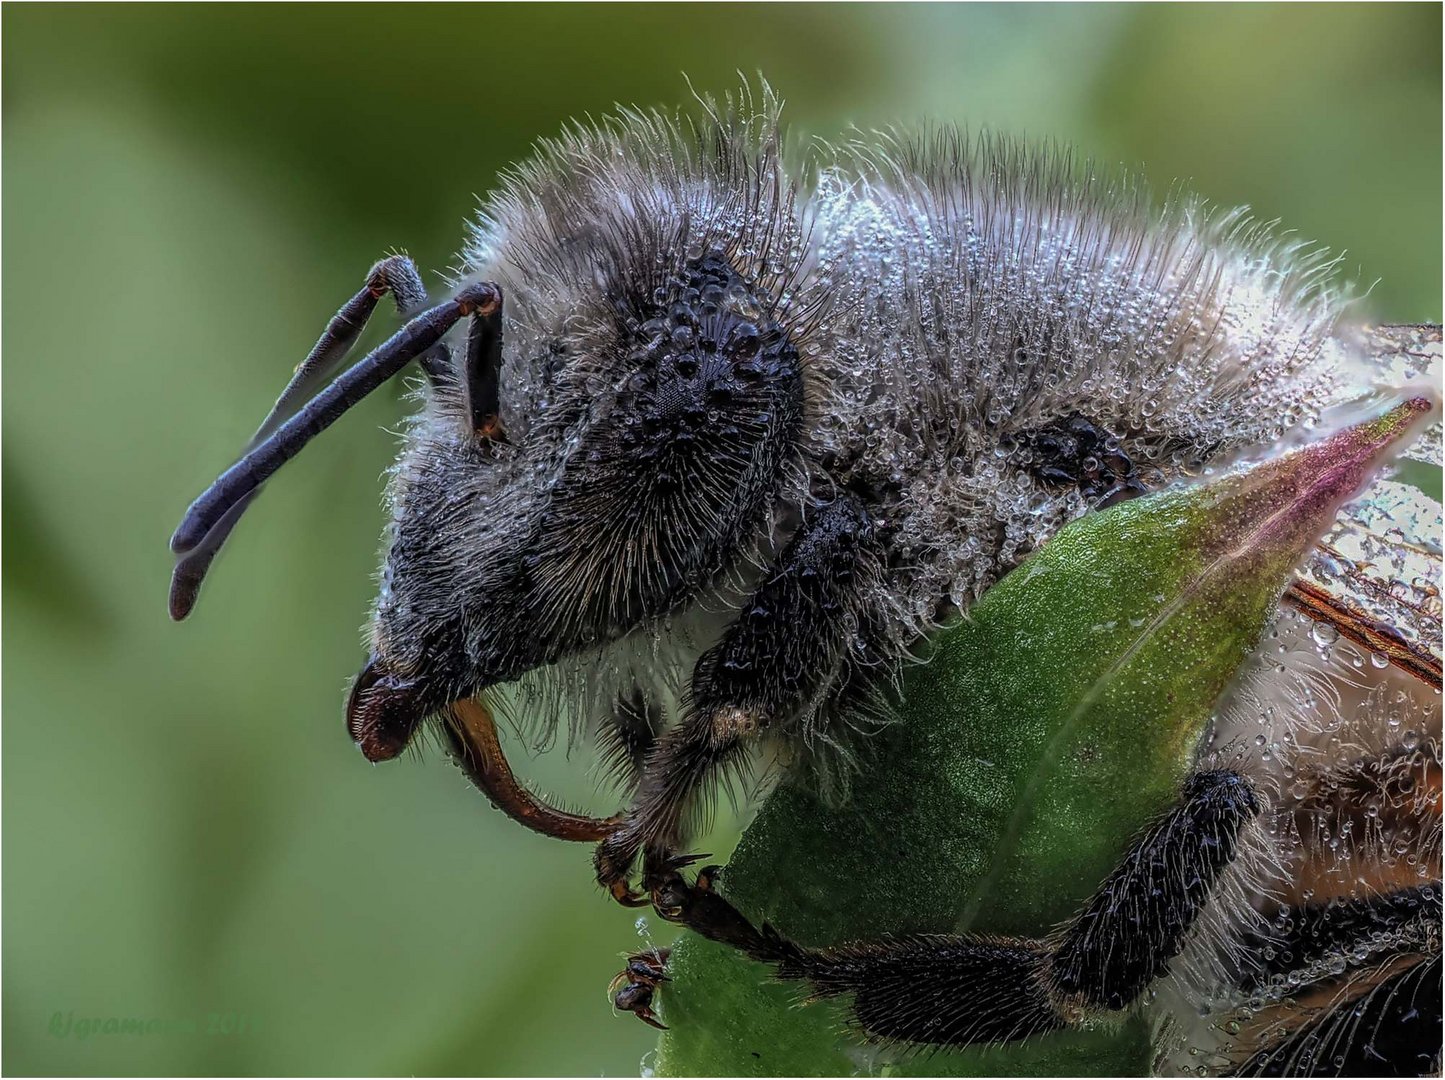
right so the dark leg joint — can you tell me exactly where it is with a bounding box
[645,859,786,958]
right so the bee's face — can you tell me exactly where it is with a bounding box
[339,111,819,761]
[347,245,809,760]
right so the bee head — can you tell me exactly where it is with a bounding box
[167,88,816,762]
[349,99,813,760]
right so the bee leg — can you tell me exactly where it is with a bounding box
[442,697,621,843]
[608,948,672,1029]
[1237,883,1441,991]
[595,687,667,795]
[652,770,1260,1049]
[1047,769,1260,1010]
[612,989,667,1031]
[593,495,878,903]
[649,859,783,957]
[592,701,751,906]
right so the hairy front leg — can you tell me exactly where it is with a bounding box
[594,494,878,904]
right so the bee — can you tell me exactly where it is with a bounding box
[170,83,1425,958]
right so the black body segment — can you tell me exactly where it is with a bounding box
[392,252,810,711]
[1051,768,1261,1009]
[1236,955,1442,1077]
[1239,884,1441,987]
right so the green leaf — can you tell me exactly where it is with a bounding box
[657,398,1433,1077]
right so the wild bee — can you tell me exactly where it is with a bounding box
[170,84,1439,1067]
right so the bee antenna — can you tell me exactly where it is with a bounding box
[168,283,499,617]
[168,491,258,620]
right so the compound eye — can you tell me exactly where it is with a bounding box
[518,256,804,638]
[462,289,506,441]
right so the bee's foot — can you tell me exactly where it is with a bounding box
[645,853,717,921]
[609,948,672,1030]
[643,855,767,950]
[608,878,651,908]
[596,835,651,907]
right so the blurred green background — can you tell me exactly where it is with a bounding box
[3,4,1439,1076]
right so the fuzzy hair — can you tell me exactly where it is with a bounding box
[372,83,1369,794]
